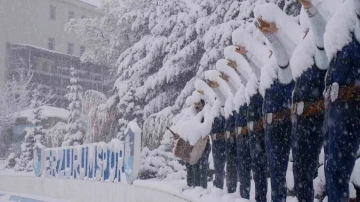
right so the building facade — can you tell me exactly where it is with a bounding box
[0,0,109,107]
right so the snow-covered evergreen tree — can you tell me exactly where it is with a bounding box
[16,89,45,172]
[62,67,86,147]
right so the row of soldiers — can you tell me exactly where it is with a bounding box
[179,0,360,201]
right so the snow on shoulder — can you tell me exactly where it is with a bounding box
[324,0,357,60]
[259,57,278,97]
[290,32,316,80]
[15,106,70,121]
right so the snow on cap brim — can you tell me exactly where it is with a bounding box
[324,0,356,60]
[232,28,269,66]
[254,3,303,45]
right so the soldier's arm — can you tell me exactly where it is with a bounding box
[303,1,329,70]
[265,32,292,84]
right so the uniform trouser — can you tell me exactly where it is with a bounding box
[226,132,238,193]
[186,142,211,188]
[324,101,360,202]
[292,113,323,202]
[212,139,226,189]
[249,128,268,202]
[237,130,251,199]
[265,120,292,202]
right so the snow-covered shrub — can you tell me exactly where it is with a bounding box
[45,122,66,148]
[139,131,185,180]
[142,107,174,150]
[3,153,16,169]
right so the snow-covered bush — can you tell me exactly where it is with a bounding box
[3,153,16,169]
[142,107,174,150]
[62,67,86,146]
[139,131,185,180]
[45,122,66,148]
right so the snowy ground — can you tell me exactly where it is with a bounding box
[0,192,72,202]
[134,169,297,202]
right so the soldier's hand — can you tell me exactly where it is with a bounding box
[257,18,278,34]
[203,136,209,141]
[227,60,237,69]
[235,45,247,56]
[299,0,312,9]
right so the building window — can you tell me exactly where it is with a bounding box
[81,15,86,19]
[48,38,55,50]
[50,5,56,20]
[80,46,85,56]
[67,43,74,55]
[68,11,75,21]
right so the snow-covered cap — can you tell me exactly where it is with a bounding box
[215,59,242,88]
[224,46,253,82]
[194,80,217,105]
[254,3,303,46]
[232,28,270,67]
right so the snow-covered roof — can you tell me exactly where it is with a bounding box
[15,106,70,121]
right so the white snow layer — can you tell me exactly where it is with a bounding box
[324,0,357,60]
[15,106,70,121]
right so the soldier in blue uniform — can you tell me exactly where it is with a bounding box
[224,45,268,201]
[290,1,328,201]
[216,60,247,194]
[205,70,236,193]
[231,27,273,200]
[255,4,298,202]
[323,0,360,201]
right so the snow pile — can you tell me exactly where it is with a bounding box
[324,0,357,60]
